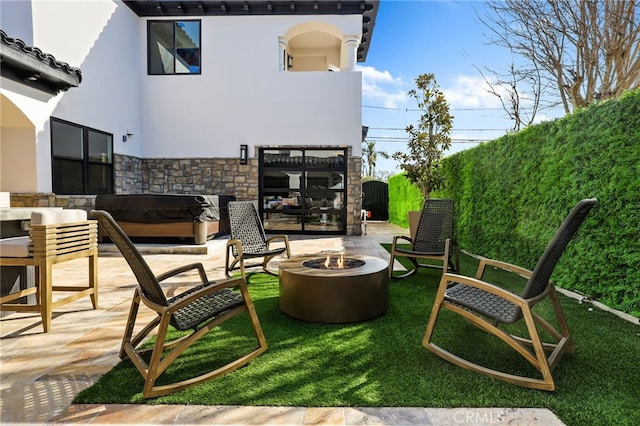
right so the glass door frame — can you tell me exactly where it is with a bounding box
[258,147,347,235]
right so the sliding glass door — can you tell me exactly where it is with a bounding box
[259,148,346,234]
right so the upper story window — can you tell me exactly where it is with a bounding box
[148,20,201,75]
[51,118,113,195]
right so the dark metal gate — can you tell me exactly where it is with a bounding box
[362,180,388,221]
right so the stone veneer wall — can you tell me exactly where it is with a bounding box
[9,150,364,235]
[142,157,258,200]
[115,153,143,193]
[9,193,97,214]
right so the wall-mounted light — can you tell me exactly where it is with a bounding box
[240,144,248,164]
[122,129,134,142]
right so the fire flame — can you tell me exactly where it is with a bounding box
[324,253,345,269]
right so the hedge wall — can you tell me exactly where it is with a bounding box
[387,173,424,228]
[431,89,640,318]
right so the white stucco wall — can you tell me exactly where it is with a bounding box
[138,14,363,160]
[1,1,142,192]
[1,1,364,192]
[32,0,144,160]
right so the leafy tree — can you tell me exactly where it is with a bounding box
[362,140,389,178]
[392,73,453,199]
[480,0,640,114]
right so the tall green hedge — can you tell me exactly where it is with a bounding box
[431,89,640,318]
[387,173,424,227]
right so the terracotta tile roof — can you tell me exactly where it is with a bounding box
[0,30,82,95]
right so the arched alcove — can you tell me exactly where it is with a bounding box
[282,21,356,72]
[0,94,38,192]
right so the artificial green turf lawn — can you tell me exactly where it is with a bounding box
[74,251,640,425]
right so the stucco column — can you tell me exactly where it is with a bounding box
[278,37,288,71]
[342,35,361,70]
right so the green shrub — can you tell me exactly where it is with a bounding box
[404,89,640,318]
[387,173,423,227]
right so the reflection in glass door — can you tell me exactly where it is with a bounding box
[259,148,346,234]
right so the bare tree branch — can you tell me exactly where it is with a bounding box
[479,0,640,114]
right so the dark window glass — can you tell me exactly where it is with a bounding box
[51,118,113,195]
[88,130,112,163]
[148,20,201,75]
[52,158,83,194]
[259,148,347,235]
[51,120,83,159]
[87,164,113,194]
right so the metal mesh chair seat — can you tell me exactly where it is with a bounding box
[240,247,287,259]
[389,199,460,279]
[445,284,519,324]
[423,198,597,391]
[170,287,243,331]
[90,210,267,399]
[225,201,291,278]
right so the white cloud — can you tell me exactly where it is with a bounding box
[532,110,564,124]
[356,65,408,109]
[442,75,503,109]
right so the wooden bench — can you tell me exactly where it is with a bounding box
[0,209,98,332]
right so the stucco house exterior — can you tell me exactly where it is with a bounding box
[0,0,379,235]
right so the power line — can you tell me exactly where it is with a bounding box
[368,126,508,132]
[365,136,488,143]
[363,104,508,112]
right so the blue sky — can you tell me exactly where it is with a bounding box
[358,0,563,175]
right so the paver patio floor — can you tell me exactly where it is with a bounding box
[0,222,563,425]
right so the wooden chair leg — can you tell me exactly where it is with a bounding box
[144,314,172,398]
[120,290,142,360]
[89,253,98,309]
[240,282,267,349]
[39,260,53,333]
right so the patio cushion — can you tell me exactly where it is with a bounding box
[31,209,87,225]
[0,236,30,258]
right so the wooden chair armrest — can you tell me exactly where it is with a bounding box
[165,277,246,314]
[266,234,289,245]
[156,262,208,284]
[440,272,526,306]
[138,276,246,315]
[475,257,533,281]
[392,235,413,245]
[226,238,244,255]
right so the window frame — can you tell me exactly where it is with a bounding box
[50,117,114,195]
[147,19,202,76]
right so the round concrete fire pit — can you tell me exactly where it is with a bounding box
[278,254,389,323]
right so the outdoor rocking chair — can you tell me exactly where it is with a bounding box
[225,201,291,279]
[389,198,460,279]
[422,198,597,391]
[91,210,267,399]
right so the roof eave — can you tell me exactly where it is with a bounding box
[123,0,379,62]
[0,31,82,95]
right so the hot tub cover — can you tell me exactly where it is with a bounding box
[94,194,234,224]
